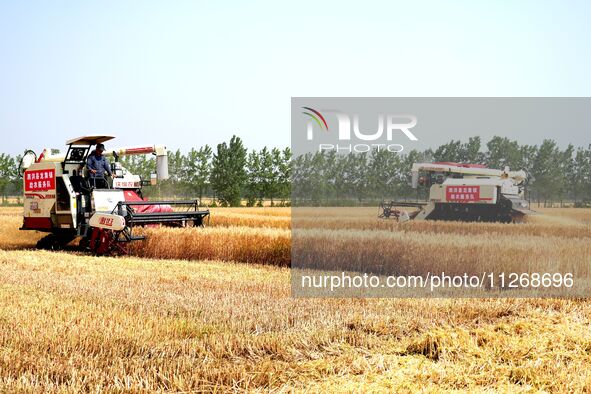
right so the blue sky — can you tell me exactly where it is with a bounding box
[1,0,590,155]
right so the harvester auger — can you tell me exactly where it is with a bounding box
[380,162,535,223]
[19,135,210,255]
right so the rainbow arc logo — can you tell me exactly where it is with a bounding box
[302,107,328,131]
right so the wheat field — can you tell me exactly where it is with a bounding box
[1,206,591,391]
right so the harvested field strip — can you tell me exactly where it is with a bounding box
[0,250,590,391]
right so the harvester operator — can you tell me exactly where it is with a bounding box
[87,143,113,189]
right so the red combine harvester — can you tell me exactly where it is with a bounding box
[19,135,210,255]
[380,162,534,223]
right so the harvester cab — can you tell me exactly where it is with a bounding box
[20,135,210,254]
[379,162,534,223]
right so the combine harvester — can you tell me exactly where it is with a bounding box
[379,162,534,223]
[19,136,210,255]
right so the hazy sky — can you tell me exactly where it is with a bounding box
[1,0,591,156]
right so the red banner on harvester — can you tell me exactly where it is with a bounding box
[24,169,56,191]
[446,185,480,202]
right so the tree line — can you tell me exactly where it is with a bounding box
[0,135,292,206]
[1,135,590,207]
[292,136,591,207]
[121,135,292,206]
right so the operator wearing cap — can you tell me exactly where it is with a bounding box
[86,143,113,189]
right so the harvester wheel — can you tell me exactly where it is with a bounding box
[378,201,393,219]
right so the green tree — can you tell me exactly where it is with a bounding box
[433,140,463,162]
[244,150,262,206]
[268,148,285,205]
[461,136,483,163]
[167,149,184,182]
[485,136,522,170]
[182,146,212,201]
[560,144,575,203]
[530,139,564,205]
[367,149,400,200]
[572,146,591,204]
[258,147,275,205]
[345,152,368,203]
[120,155,155,181]
[210,136,247,206]
[0,154,17,203]
[276,147,292,204]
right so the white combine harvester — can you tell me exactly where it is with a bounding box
[380,162,534,223]
[19,135,210,254]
